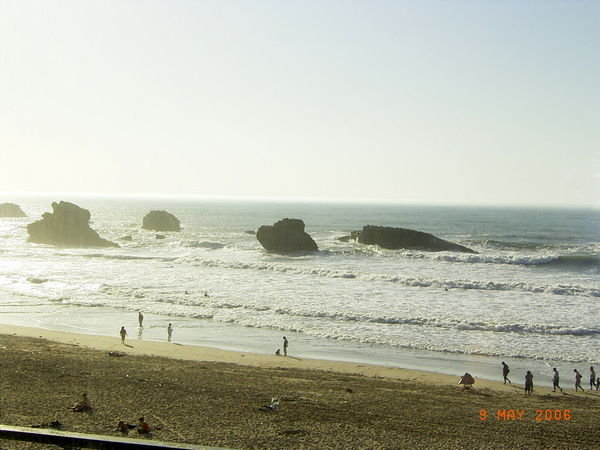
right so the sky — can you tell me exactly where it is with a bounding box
[1,0,598,206]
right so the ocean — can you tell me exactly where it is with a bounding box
[1,194,598,386]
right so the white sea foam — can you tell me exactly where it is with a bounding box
[0,197,598,365]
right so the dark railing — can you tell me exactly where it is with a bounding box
[0,425,224,450]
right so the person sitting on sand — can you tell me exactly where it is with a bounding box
[275,348,281,356]
[71,393,92,412]
[458,373,475,389]
[137,417,151,434]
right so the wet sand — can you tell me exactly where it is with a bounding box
[1,325,599,449]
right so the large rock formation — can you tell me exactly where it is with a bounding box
[27,201,119,247]
[142,210,181,232]
[0,203,26,217]
[350,225,477,253]
[257,218,318,253]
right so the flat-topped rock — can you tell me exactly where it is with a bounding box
[0,203,26,217]
[351,225,477,253]
[257,218,318,253]
[27,201,118,248]
[142,210,181,232]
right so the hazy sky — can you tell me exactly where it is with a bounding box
[1,1,598,206]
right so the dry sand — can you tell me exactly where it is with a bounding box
[1,325,598,449]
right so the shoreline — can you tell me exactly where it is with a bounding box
[0,324,567,394]
[1,302,592,389]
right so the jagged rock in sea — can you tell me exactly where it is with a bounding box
[0,203,27,217]
[27,201,119,248]
[141,210,181,232]
[155,234,166,240]
[256,218,318,253]
[350,225,477,253]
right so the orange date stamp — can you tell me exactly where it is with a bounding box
[479,409,571,421]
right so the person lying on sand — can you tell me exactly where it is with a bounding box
[71,393,92,412]
[117,421,136,433]
[258,398,280,411]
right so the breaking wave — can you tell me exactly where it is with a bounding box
[177,256,599,297]
[433,253,599,269]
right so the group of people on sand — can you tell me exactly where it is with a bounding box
[119,313,174,344]
[72,393,158,435]
[502,362,599,394]
[117,417,158,435]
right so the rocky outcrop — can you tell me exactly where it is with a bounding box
[27,201,119,247]
[257,218,318,253]
[0,203,26,217]
[142,210,181,232]
[350,225,477,253]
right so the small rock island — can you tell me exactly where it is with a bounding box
[27,201,119,247]
[142,210,181,232]
[345,225,477,253]
[257,218,318,253]
[0,203,27,217]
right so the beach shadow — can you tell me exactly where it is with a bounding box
[285,356,302,361]
[122,343,133,348]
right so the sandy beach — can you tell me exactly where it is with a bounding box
[1,326,599,449]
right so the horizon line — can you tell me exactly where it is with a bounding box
[0,190,598,210]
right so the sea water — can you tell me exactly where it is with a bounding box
[1,194,598,386]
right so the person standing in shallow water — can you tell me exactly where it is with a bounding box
[552,368,563,393]
[589,366,596,390]
[120,326,127,344]
[501,362,511,384]
[283,336,288,356]
[524,371,533,395]
[167,323,173,342]
[138,312,144,327]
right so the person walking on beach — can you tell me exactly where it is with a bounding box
[589,366,596,390]
[501,362,511,384]
[138,312,144,327]
[552,368,563,393]
[283,336,288,356]
[120,326,127,344]
[167,323,173,342]
[574,369,584,392]
[524,371,533,395]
